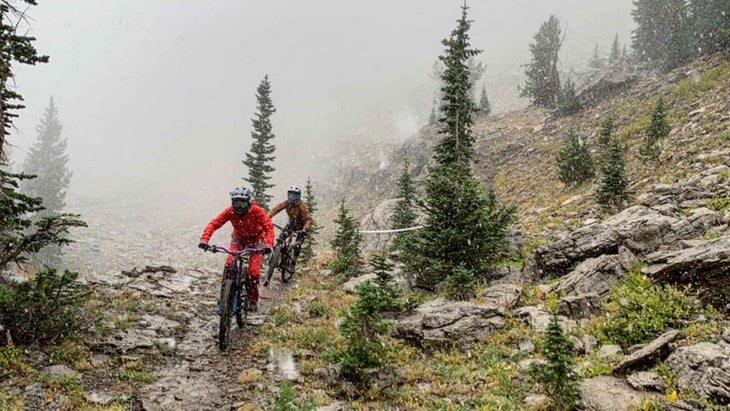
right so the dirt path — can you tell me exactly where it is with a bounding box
[119,265,295,410]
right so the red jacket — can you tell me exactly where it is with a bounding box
[200,201,274,247]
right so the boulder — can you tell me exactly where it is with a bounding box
[550,246,635,297]
[597,345,623,361]
[512,306,576,333]
[557,293,603,319]
[614,330,680,374]
[477,283,522,309]
[580,376,661,411]
[666,341,730,405]
[626,371,666,392]
[643,236,730,307]
[392,298,505,343]
[342,274,377,294]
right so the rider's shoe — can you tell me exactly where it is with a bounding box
[247,302,258,312]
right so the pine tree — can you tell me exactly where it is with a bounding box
[632,0,694,72]
[556,79,582,117]
[369,249,403,312]
[609,33,621,65]
[557,130,595,187]
[588,43,602,69]
[521,15,562,108]
[477,85,492,117]
[413,4,515,288]
[0,1,50,161]
[329,199,362,279]
[689,0,730,55]
[299,178,320,265]
[338,280,392,384]
[21,97,70,217]
[598,115,614,146]
[390,158,417,257]
[640,97,671,161]
[597,135,631,210]
[242,75,276,210]
[532,312,580,411]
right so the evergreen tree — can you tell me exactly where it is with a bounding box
[556,78,582,117]
[557,130,595,187]
[690,0,730,55]
[0,0,50,161]
[21,97,71,217]
[588,43,602,69]
[521,15,562,108]
[597,135,631,210]
[632,0,694,72]
[338,280,392,384]
[532,312,580,411]
[242,75,276,210]
[598,114,614,146]
[298,178,320,265]
[640,97,671,161]
[413,4,515,287]
[390,158,417,257]
[369,249,403,312]
[477,85,492,117]
[609,33,621,65]
[329,199,362,279]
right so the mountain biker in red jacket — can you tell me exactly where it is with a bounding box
[198,186,274,312]
[267,185,313,274]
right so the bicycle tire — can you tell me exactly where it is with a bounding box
[218,278,235,350]
[280,246,294,283]
[236,275,248,328]
[263,243,282,286]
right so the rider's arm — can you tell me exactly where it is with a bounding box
[200,207,231,243]
[300,202,313,231]
[256,207,275,247]
[267,200,287,219]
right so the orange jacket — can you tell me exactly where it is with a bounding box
[267,200,313,231]
[200,200,274,247]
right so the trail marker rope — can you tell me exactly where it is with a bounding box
[360,226,423,234]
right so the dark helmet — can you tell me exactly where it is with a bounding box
[230,186,253,216]
[287,186,301,204]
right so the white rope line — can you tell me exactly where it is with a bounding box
[360,226,424,234]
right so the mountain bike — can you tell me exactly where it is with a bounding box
[202,245,266,350]
[263,224,296,287]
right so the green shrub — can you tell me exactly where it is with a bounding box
[272,381,316,411]
[306,298,329,319]
[557,130,595,187]
[0,268,86,345]
[443,266,477,301]
[707,197,730,213]
[588,270,699,349]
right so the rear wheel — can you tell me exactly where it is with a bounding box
[263,243,282,286]
[218,279,235,350]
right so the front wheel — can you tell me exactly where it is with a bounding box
[263,244,282,286]
[236,278,248,328]
[280,247,294,283]
[218,279,235,350]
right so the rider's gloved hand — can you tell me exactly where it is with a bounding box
[298,230,307,240]
[263,246,273,254]
[198,242,210,251]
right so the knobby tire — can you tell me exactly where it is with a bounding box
[236,276,248,328]
[263,244,282,286]
[280,245,294,283]
[218,279,235,350]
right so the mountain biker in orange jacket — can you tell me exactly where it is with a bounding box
[267,186,313,273]
[199,186,274,312]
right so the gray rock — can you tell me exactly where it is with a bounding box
[477,283,522,309]
[519,339,535,354]
[580,376,661,411]
[557,292,603,319]
[342,274,377,294]
[626,371,666,392]
[666,341,730,404]
[551,246,636,297]
[392,298,505,343]
[523,393,549,408]
[582,335,598,353]
[90,354,111,367]
[518,358,547,373]
[597,345,623,361]
[84,391,115,405]
[614,330,680,374]
[41,364,81,379]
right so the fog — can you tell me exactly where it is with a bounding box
[9,0,634,226]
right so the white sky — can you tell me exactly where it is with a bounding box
[8,0,635,212]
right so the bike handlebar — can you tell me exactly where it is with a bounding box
[203,245,268,255]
